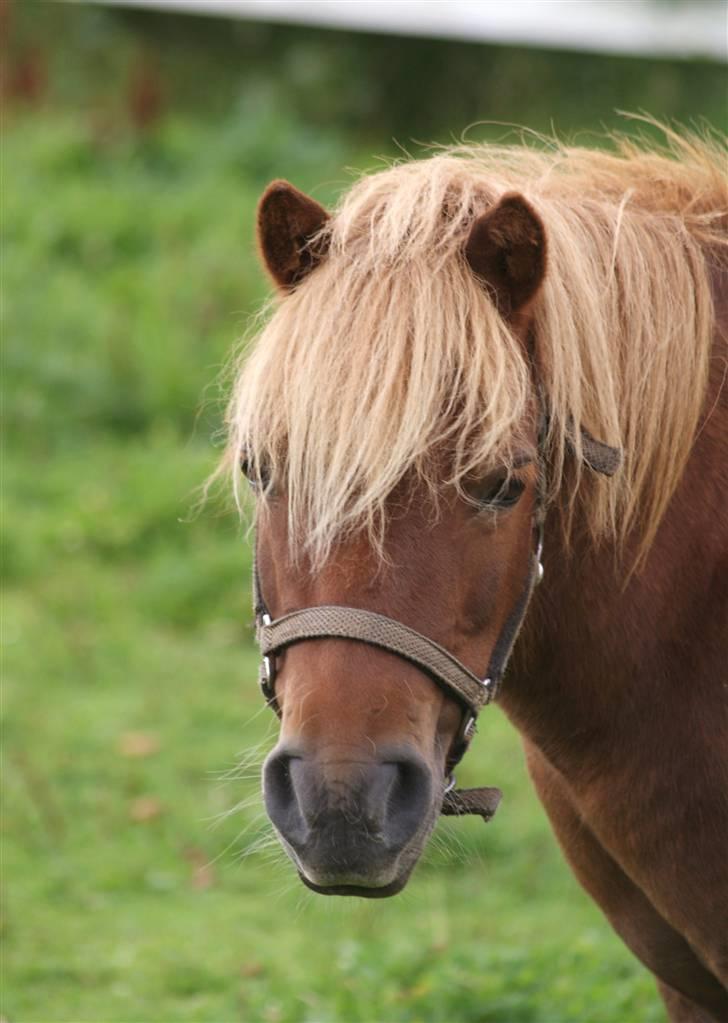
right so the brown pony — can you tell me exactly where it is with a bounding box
[221,128,728,1021]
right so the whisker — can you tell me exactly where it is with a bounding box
[203,795,263,830]
[204,811,271,868]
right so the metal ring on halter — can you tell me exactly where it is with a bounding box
[446,711,478,775]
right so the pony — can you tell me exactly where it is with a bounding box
[220,127,728,1021]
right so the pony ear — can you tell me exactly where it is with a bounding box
[465,193,547,314]
[257,180,329,290]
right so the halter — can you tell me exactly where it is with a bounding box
[248,420,619,824]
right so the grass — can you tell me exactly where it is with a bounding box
[5,4,722,1017]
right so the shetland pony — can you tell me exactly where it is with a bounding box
[222,129,728,1021]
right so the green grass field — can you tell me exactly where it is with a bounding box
[4,5,724,1020]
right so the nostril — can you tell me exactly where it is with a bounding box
[263,749,308,847]
[388,759,425,815]
[265,750,292,806]
[382,756,432,851]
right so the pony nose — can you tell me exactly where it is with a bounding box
[263,746,432,857]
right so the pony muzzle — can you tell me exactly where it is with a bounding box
[262,744,435,893]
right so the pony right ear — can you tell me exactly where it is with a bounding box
[257,180,329,290]
[464,193,547,315]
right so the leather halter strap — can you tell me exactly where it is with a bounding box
[258,606,496,713]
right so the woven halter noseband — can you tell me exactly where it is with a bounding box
[250,421,620,824]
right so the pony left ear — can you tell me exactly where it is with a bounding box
[465,193,547,315]
[257,180,329,290]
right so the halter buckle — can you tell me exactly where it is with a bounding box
[259,614,275,701]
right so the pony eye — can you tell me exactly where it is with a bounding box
[240,455,271,491]
[472,475,526,510]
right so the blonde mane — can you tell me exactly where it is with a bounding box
[223,126,727,567]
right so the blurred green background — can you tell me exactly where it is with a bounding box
[2,2,725,1020]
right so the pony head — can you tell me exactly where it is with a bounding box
[252,175,546,896]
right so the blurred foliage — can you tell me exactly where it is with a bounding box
[3,1,722,1019]
[4,0,726,143]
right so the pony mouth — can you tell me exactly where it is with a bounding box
[298,871,407,898]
